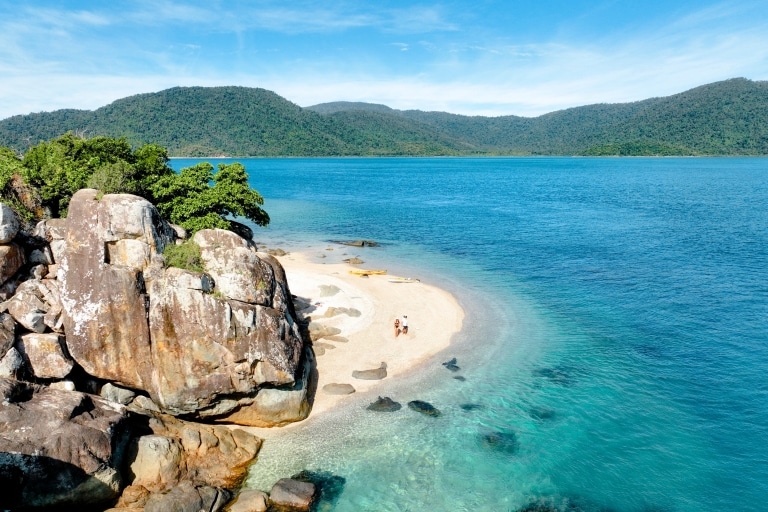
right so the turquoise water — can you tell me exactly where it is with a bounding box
[172,157,768,512]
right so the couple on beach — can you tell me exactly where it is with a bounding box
[394,315,408,337]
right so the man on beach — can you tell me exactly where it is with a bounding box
[401,315,408,335]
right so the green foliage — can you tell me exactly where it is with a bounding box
[20,133,172,217]
[162,240,204,272]
[0,147,41,222]
[1,79,768,156]
[151,161,269,234]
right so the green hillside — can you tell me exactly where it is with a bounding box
[1,78,767,156]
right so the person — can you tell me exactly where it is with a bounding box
[394,318,400,337]
[401,315,408,335]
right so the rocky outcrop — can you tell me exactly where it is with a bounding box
[0,378,132,509]
[55,190,311,425]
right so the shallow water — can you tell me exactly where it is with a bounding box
[173,157,768,512]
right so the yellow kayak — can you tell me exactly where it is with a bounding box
[349,269,387,276]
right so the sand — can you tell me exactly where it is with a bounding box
[272,249,464,424]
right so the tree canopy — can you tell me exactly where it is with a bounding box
[1,134,269,235]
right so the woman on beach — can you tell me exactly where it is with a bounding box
[394,318,401,337]
[402,315,408,335]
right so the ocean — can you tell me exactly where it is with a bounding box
[171,157,768,512]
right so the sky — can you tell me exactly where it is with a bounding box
[1,0,767,119]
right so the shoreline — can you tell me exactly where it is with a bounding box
[245,247,465,437]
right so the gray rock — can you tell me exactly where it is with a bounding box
[322,383,355,395]
[366,396,402,412]
[0,203,20,243]
[0,346,26,379]
[0,312,15,358]
[127,435,184,493]
[100,382,137,405]
[229,489,269,512]
[143,481,231,512]
[49,380,77,391]
[318,284,341,297]
[352,362,388,380]
[269,478,316,512]
[407,400,441,417]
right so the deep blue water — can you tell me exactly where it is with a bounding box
[173,157,768,512]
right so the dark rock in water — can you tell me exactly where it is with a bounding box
[480,430,519,454]
[529,406,556,421]
[533,366,575,387]
[144,481,231,512]
[453,375,466,381]
[367,396,402,412]
[352,362,387,380]
[459,403,482,411]
[442,357,460,372]
[270,478,316,512]
[333,239,379,247]
[515,495,603,512]
[408,400,441,417]
[291,470,346,511]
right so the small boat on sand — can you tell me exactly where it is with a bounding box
[388,276,420,283]
[349,269,387,276]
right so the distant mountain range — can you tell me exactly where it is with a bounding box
[1,78,767,156]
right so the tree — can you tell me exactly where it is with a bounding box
[151,161,269,234]
[0,147,41,222]
[21,133,172,217]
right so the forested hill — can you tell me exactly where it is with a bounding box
[1,78,767,156]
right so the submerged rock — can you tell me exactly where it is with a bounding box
[459,403,483,411]
[407,400,441,417]
[442,357,460,372]
[533,366,576,387]
[269,478,316,512]
[480,430,519,455]
[352,362,387,380]
[453,375,467,381]
[529,406,557,421]
[367,396,401,412]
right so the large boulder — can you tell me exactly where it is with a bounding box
[0,203,19,243]
[17,332,74,379]
[0,378,133,509]
[58,190,310,426]
[143,481,232,512]
[0,243,24,286]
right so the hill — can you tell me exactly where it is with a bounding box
[1,78,767,156]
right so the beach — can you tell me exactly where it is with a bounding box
[253,247,465,434]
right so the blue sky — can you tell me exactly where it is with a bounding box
[1,0,767,119]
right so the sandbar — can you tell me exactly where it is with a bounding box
[261,248,464,430]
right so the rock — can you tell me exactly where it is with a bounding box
[0,312,15,358]
[101,382,137,405]
[324,306,361,318]
[127,435,184,492]
[308,322,342,341]
[529,407,556,421]
[18,332,74,379]
[34,218,68,264]
[318,284,341,297]
[269,478,316,512]
[322,383,355,395]
[533,366,575,387]
[229,489,269,512]
[0,378,132,509]
[314,345,326,356]
[315,342,335,350]
[459,403,483,411]
[0,346,26,379]
[49,380,76,391]
[194,229,273,304]
[0,243,24,285]
[407,400,441,417]
[442,357,460,371]
[130,394,161,413]
[324,335,349,343]
[333,240,378,247]
[267,248,287,257]
[143,481,231,512]
[169,223,187,241]
[0,203,20,243]
[366,396,402,412]
[480,430,519,454]
[352,362,387,380]
[453,375,466,381]
[5,280,49,333]
[343,257,364,264]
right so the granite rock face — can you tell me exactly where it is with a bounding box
[0,378,132,509]
[58,190,310,425]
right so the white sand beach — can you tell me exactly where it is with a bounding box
[274,249,464,423]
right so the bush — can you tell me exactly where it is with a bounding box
[162,240,204,272]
